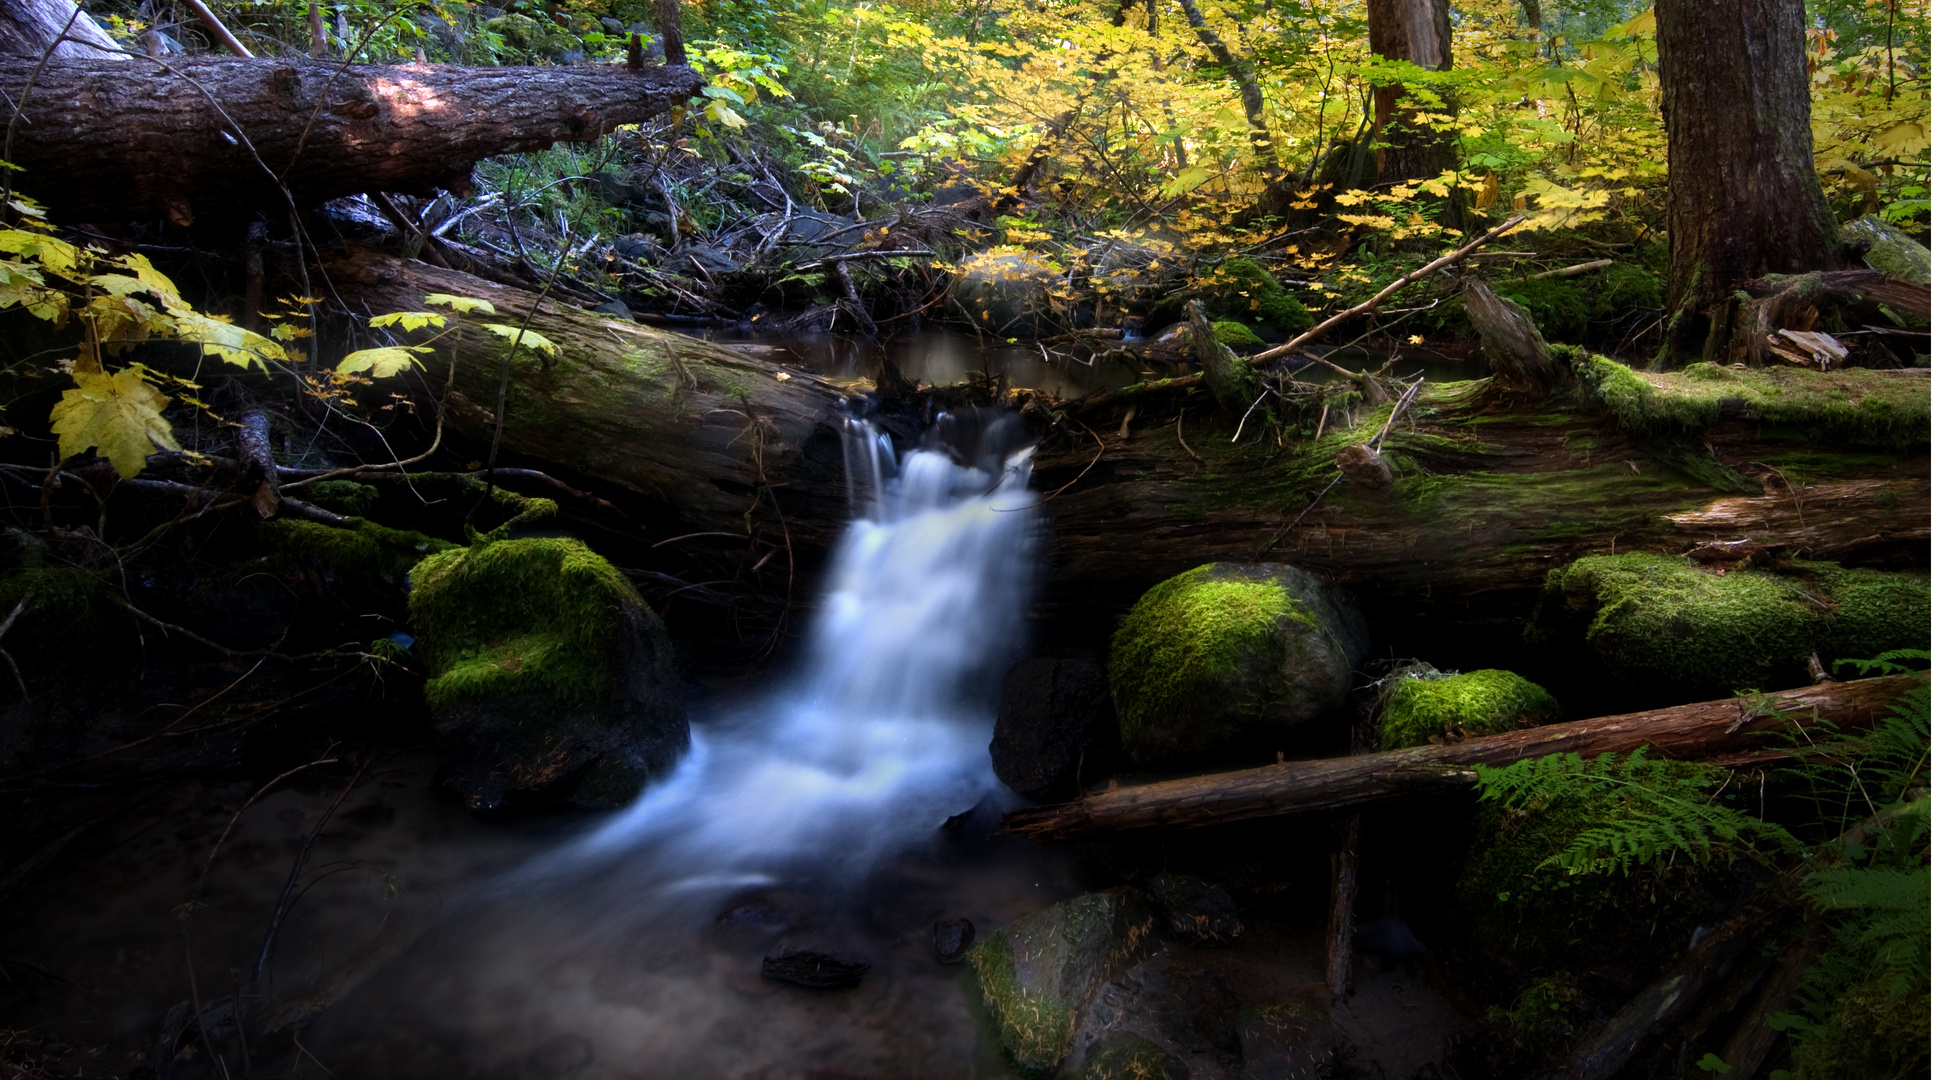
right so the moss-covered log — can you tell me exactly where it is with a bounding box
[1034,356,1928,613]
[1001,673,1920,842]
[324,251,853,552]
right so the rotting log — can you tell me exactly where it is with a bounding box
[1001,673,1921,842]
[0,56,703,223]
[1031,361,1928,613]
[322,251,853,553]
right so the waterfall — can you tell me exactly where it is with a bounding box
[564,411,1038,886]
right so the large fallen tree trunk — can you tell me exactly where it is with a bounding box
[1001,673,1921,842]
[1,56,702,223]
[322,250,854,553]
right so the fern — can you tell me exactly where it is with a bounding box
[1473,749,1800,878]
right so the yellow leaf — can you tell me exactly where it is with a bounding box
[49,367,180,478]
[113,253,182,306]
[482,323,558,356]
[167,309,288,369]
[0,229,80,276]
[423,293,496,315]
[369,310,447,331]
[338,345,430,378]
[1871,120,1930,160]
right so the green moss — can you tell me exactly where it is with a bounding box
[299,480,379,517]
[1152,257,1314,333]
[967,934,1079,1079]
[1497,276,1590,342]
[1791,977,1930,1080]
[260,518,456,578]
[1379,669,1560,749]
[1109,566,1303,741]
[1211,320,1264,349]
[1530,553,1930,696]
[0,562,121,658]
[407,537,644,715]
[1575,355,1930,448]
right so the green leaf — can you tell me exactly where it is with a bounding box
[1696,1053,1731,1075]
[369,310,447,331]
[423,293,496,315]
[338,345,431,377]
[701,84,747,105]
[482,323,558,356]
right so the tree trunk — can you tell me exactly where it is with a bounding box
[1175,0,1277,175]
[1000,674,1920,842]
[0,0,124,60]
[1657,0,1845,363]
[322,251,853,555]
[0,55,702,223]
[1366,0,1453,184]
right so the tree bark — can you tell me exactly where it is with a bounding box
[0,55,703,223]
[1657,0,1845,362]
[322,251,853,554]
[1000,674,1920,841]
[0,0,124,60]
[1175,0,1277,175]
[1367,0,1453,184]
[1463,279,1563,395]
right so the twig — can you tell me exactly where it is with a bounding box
[1371,377,1426,451]
[1530,258,1613,280]
[1176,408,1202,460]
[252,761,367,991]
[795,249,936,269]
[1250,215,1527,366]
[1259,473,1344,558]
[179,0,253,56]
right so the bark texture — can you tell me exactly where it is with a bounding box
[1657,0,1844,360]
[0,56,702,222]
[0,0,124,60]
[322,251,853,553]
[1001,674,1920,842]
[1366,0,1453,184]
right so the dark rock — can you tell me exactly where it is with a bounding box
[1355,916,1428,975]
[1238,1000,1339,1080]
[1081,1033,1190,1079]
[761,947,871,988]
[933,918,975,964]
[599,16,624,33]
[991,655,1120,801]
[611,233,660,260]
[1145,874,1243,947]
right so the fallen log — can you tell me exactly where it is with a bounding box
[0,55,703,223]
[1001,673,1921,842]
[320,250,854,554]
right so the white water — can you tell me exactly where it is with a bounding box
[562,414,1039,887]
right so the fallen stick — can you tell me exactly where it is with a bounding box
[1001,673,1921,842]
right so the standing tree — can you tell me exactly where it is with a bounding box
[1656,0,1846,363]
[1367,0,1453,184]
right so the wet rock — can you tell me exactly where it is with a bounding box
[1109,563,1368,768]
[682,244,744,276]
[1145,874,1243,947]
[991,655,1120,801]
[407,537,688,811]
[1375,666,1560,749]
[590,299,632,320]
[1238,1000,1339,1080]
[1070,953,1243,1077]
[1081,1032,1191,1079]
[933,917,975,963]
[967,888,1157,1076]
[761,947,871,988]
[1355,916,1428,975]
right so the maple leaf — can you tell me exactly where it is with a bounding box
[482,323,559,357]
[369,310,447,331]
[338,345,430,377]
[423,293,497,315]
[49,367,181,478]
[167,309,288,369]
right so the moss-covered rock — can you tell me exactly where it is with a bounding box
[0,543,123,663]
[1109,563,1367,767]
[1378,668,1561,749]
[1146,258,1314,336]
[407,536,686,811]
[1529,553,1930,698]
[1210,320,1264,350]
[260,517,456,579]
[1238,1000,1338,1080]
[1841,213,1932,287]
[967,889,1156,1078]
[1077,1032,1188,1080]
[1574,355,1930,448]
[1790,976,1930,1080]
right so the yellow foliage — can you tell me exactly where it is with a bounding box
[49,366,180,478]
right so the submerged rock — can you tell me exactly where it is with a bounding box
[407,537,687,811]
[1109,563,1368,768]
[933,917,975,964]
[1529,553,1930,698]
[1376,666,1561,749]
[967,888,1157,1076]
[991,655,1120,801]
[761,947,871,988]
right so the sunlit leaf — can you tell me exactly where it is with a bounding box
[338,345,430,377]
[49,366,180,478]
[167,309,288,369]
[482,323,558,356]
[369,310,447,331]
[423,293,497,314]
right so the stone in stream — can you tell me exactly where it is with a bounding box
[1108,563,1369,769]
[990,655,1120,801]
[407,537,687,812]
[933,917,975,964]
[967,888,1157,1076]
[761,947,872,988]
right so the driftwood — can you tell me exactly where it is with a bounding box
[0,55,703,223]
[1001,674,1921,842]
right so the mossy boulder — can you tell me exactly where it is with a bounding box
[481,13,580,60]
[1790,976,1930,1080]
[1108,563,1368,768]
[261,518,456,579]
[1210,320,1264,350]
[1529,553,1930,699]
[1377,667,1561,749]
[407,536,686,811]
[967,889,1156,1077]
[1238,1000,1339,1080]
[1077,1033,1188,1080]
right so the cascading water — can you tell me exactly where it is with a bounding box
[300,411,1070,1078]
